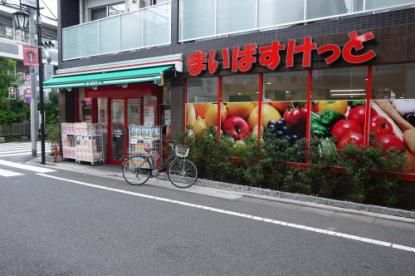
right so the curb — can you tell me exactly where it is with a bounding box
[30,158,415,223]
[194,177,415,222]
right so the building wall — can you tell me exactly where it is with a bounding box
[58,2,415,72]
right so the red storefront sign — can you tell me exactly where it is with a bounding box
[23,45,39,66]
[187,31,376,77]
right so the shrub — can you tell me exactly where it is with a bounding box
[185,131,406,208]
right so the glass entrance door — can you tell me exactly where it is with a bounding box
[111,99,125,162]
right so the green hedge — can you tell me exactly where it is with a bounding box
[185,128,406,208]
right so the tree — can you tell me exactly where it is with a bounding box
[0,58,29,125]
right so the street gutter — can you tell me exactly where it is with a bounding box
[28,158,415,223]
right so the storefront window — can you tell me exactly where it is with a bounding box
[371,63,415,173]
[264,71,308,162]
[185,78,218,134]
[306,0,363,19]
[217,0,257,34]
[313,67,367,100]
[179,0,215,40]
[259,0,304,27]
[311,67,368,159]
[365,0,414,10]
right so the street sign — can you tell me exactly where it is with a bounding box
[21,0,37,9]
[24,88,31,104]
[8,87,17,100]
[23,45,39,66]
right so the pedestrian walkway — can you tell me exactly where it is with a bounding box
[0,141,51,158]
[0,159,55,178]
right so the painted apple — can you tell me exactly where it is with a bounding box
[223,116,250,140]
[204,104,228,127]
[248,104,281,130]
[192,116,207,134]
[227,102,255,118]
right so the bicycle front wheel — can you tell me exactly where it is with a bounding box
[122,156,152,186]
[168,158,198,188]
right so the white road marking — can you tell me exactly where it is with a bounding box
[37,173,415,254]
[0,151,52,158]
[0,168,23,177]
[0,160,55,173]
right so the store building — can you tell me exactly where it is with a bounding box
[48,0,415,179]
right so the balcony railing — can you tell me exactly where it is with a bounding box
[179,0,415,42]
[62,2,171,61]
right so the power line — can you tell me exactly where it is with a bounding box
[40,0,57,20]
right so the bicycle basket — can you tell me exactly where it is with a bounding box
[175,145,190,158]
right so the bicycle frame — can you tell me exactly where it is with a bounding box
[148,152,178,174]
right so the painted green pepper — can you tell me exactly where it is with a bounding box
[311,112,329,137]
[350,100,366,108]
[320,110,344,127]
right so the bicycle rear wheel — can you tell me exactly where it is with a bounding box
[168,158,198,188]
[122,156,152,186]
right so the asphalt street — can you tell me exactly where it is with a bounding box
[0,142,415,275]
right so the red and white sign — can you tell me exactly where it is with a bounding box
[187,31,377,77]
[24,88,31,104]
[8,87,17,100]
[23,45,39,66]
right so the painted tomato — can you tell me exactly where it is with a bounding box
[348,105,377,126]
[370,116,393,136]
[284,108,302,126]
[337,132,365,150]
[331,119,363,140]
[300,106,308,121]
[375,134,404,151]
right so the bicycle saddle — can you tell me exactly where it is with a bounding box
[144,148,154,153]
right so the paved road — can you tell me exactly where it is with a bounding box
[0,143,414,275]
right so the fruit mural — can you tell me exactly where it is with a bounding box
[186,97,415,173]
[311,99,415,173]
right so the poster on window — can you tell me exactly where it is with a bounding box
[144,105,155,126]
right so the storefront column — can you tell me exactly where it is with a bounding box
[305,70,312,163]
[171,82,185,138]
[257,73,264,145]
[217,76,223,141]
[364,65,373,147]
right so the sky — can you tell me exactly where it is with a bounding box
[4,0,57,20]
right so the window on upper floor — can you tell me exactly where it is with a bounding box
[90,2,126,21]
[139,0,169,8]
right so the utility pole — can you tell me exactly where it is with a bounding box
[28,6,37,157]
[36,0,46,164]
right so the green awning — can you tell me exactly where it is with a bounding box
[44,65,173,89]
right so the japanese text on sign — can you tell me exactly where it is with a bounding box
[187,31,376,77]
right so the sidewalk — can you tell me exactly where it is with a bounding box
[28,158,415,223]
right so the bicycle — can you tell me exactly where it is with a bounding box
[122,143,198,188]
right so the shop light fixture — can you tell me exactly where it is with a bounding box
[329,89,365,93]
[331,93,366,97]
[266,82,272,85]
